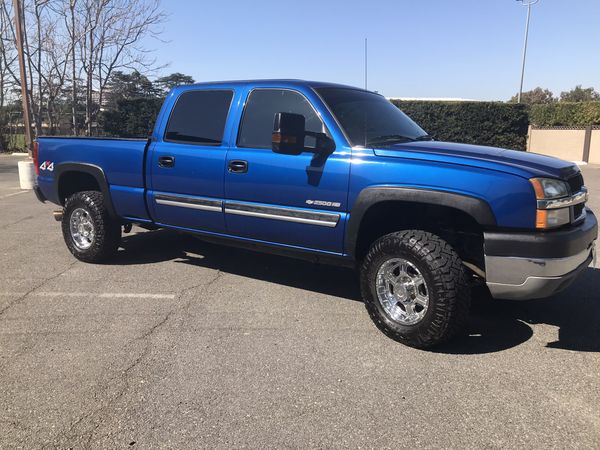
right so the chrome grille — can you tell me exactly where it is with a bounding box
[567,172,586,223]
[567,173,584,194]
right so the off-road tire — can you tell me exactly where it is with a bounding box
[61,190,121,263]
[360,230,470,349]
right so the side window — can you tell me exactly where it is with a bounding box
[165,90,233,145]
[237,89,327,149]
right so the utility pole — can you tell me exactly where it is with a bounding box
[517,0,540,104]
[12,0,34,156]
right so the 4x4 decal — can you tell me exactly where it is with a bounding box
[39,161,54,172]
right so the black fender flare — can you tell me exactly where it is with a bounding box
[53,163,117,218]
[345,186,497,258]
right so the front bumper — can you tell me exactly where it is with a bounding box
[484,209,597,300]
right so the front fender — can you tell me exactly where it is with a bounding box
[345,186,496,258]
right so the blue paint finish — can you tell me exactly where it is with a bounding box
[35,79,584,258]
[224,197,349,253]
[348,147,537,229]
[153,220,347,257]
[35,137,147,217]
[148,190,225,233]
[109,185,148,220]
[223,82,351,253]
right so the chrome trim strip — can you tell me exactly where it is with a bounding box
[155,194,223,212]
[224,202,340,228]
[537,188,588,210]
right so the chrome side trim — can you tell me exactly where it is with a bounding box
[224,202,340,228]
[155,194,223,212]
[537,188,588,210]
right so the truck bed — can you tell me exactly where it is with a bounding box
[36,136,150,221]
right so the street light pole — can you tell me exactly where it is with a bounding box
[517,0,540,104]
[12,0,34,156]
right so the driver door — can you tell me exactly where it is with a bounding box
[224,88,350,254]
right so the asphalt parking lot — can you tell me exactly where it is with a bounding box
[1,154,599,449]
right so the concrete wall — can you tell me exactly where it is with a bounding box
[527,127,586,162]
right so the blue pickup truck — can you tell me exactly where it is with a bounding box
[33,79,597,348]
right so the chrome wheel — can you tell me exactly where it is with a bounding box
[69,207,95,250]
[376,258,429,325]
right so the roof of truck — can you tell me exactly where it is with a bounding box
[178,79,363,91]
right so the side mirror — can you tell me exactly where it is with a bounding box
[272,112,305,155]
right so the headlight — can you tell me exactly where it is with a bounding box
[530,178,571,229]
[530,178,569,199]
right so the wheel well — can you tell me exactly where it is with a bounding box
[355,201,485,271]
[58,171,101,204]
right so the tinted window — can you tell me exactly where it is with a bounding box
[238,89,326,149]
[316,88,427,147]
[165,90,233,145]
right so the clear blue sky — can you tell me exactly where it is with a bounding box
[149,0,600,100]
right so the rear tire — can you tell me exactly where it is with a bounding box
[360,230,470,349]
[61,190,121,263]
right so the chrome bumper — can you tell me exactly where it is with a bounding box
[486,242,595,300]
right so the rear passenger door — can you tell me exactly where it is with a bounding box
[148,89,234,232]
[224,88,350,254]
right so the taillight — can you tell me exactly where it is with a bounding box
[33,141,39,176]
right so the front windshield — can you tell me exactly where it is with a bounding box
[316,87,429,147]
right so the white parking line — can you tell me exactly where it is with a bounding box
[0,291,176,299]
[0,190,28,199]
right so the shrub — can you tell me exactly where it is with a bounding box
[391,100,529,150]
[529,102,600,127]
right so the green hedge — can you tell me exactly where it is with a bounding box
[391,100,529,150]
[529,101,600,127]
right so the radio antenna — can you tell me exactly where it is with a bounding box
[364,38,368,90]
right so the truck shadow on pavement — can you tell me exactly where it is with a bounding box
[116,229,600,355]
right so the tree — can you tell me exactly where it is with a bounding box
[509,87,555,105]
[559,85,600,102]
[100,96,162,137]
[0,0,166,140]
[154,72,195,95]
[104,70,158,107]
[77,0,166,135]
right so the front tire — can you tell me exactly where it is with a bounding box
[360,230,470,349]
[61,190,121,263]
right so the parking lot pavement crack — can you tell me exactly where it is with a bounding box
[49,270,225,448]
[0,259,78,318]
[178,270,223,316]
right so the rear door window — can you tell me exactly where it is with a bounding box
[165,90,233,145]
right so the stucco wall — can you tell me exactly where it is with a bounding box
[527,128,586,162]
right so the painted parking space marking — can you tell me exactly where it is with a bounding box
[0,291,176,299]
[0,190,28,200]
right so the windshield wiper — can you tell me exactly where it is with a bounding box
[367,134,434,146]
[367,134,415,146]
[414,134,434,141]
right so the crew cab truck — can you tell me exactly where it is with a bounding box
[33,80,597,349]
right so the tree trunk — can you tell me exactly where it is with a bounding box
[70,0,77,135]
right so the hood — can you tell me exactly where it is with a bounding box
[373,141,579,180]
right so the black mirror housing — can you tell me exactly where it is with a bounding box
[272,112,305,155]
